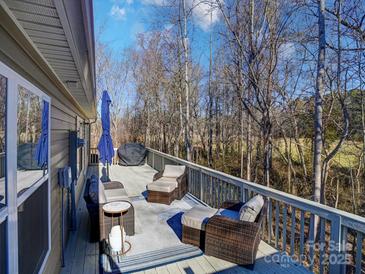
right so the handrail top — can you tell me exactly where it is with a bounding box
[146,147,365,233]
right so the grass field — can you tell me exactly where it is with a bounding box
[274,138,362,169]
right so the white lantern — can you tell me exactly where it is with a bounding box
[109,225,126,253]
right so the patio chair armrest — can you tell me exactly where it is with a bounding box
[153,170,164,181]
[103,181,124,190]
[206,215,261,243]
[220,200,244,211]
[176,168,187,185]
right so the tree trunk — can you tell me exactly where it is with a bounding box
[208,3,213,167]
[182,0,191,161]
[313,0,326,204]
[246,0,254,182]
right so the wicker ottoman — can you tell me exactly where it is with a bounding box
[181,205,217,249]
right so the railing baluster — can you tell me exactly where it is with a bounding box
[188,168,192,195]
[196,171,199,197]
[244,188,249,202]
[235,185,239,201]
[299,210,305,264]
[268,199,272,244]
[290,206,296,256]
[152,151,155,169]
[225,181,229,203]
[355,232,363,274]
[341,225,348,274]
[215,178,219,208]
[319,217,325,274]
[219,180,222,205]
[196,171,199,198]
[309,214,315,272]
[193,170,196,196]
[199,170,203,200]
[240,185,244,202]
[282,204,287,252]
[329,216,342,274]
[275,200,280,249]
[210,176,213,207]
[218,179,221,207]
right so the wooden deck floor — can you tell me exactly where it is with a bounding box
[60,167,99,274]
[61,164,312,274]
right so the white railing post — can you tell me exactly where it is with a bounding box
[329,215,342,274]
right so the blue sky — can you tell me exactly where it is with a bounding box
[93,0,221,67]
[93,0,148,51]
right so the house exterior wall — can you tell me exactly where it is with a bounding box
[0,22,91,274]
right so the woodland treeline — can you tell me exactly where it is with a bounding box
[93,0,365,216]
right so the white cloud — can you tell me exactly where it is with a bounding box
[164,23,173,30]
[141,0,220,31]
[111,0,133,4]
[190,0,220,31]
[110,5,126,20]
[142,0,165,5]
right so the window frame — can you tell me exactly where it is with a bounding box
[0,61,51,274]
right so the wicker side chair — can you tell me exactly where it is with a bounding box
[98,181,135,242]
[147,166,188,205]
[205,199,268,265]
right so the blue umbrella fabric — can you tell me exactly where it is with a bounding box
[98,90,114,166]
[34,100,49,168]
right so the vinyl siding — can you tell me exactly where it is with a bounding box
[0,24,90,274]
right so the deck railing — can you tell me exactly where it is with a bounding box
[146,148,365,274]
[87,146,364,273]
[89,148,118,166]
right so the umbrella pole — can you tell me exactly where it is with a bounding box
[107,161,110,180]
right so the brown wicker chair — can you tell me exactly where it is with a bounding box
[98,181,135,241]
[204,199,268,265]
[147,166,188,205]
[181,205,217,249]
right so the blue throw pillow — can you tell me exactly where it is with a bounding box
[217,209,240,220]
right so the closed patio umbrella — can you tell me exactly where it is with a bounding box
[34,100,49,172]
[98,90,114,178]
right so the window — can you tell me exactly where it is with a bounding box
[17,86,46,195]
[0,61,50,273]
[0,74,6,208]
[18,182,48,274]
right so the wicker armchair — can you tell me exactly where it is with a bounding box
[84,178,135,242]
[98,181,135,241]
[205,199,268,265]
[147,166,188,205]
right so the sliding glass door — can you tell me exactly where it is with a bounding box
[0,62,51,274]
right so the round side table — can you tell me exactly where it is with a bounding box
[102,201,132,255]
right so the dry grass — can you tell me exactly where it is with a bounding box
[274,138,362,169]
